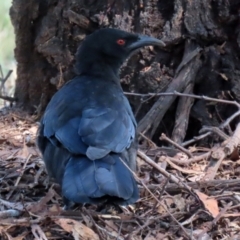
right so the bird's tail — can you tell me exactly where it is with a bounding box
[62,153,139,205]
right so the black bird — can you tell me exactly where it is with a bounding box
[37,28,165,206]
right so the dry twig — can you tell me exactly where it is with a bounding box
[137,150,199,199]
[160,133,193,157]
[224,122,240,155]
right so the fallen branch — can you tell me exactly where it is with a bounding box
[166,152,210,166]
[199,126,229,140]
[224,122,240,155]
[137,150,198,198]
[148,179,240,193]
[172,83,194,144]
[160,133,193,157]
[182,132,211,147]
[161,156,202,174]
[125,91,240,108]
[137,41,202,138]
[7,154,32,200]
[202,147,225,181]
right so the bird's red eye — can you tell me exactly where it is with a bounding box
[117,39,126,45]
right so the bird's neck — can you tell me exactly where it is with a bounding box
[75,57,122,84]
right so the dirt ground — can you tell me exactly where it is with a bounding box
[0,107,240,240]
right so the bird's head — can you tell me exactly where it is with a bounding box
[75,28,165,77]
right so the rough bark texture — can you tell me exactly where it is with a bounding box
[10,0,240,143]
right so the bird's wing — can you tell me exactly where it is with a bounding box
[41,77,136,159]
[79,104,135,160]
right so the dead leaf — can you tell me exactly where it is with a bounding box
[157,197,174,214]
[174,194,186,211]
[144,235,155,240]
[193,229,211,240]
[55,218,100,240]
[157,201,169,214]
[196,191,219,218]
[188,173,205,182]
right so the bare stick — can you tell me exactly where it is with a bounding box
[29,165,45,188]
[199,126,229,140]
[162,156,202,174]
[125,91,240,108]
[160,133,193,158]
[160,179,240,192]
[202,147,225,181]
[181,132,211,147]
[15,154,32,187]
[172,83,194,144]
[82,208,107,240]
[139,132,157,148]
[221,109,240,128]
[201,122,240,181]
[224,122,240,155]
[166,152,210,166]
[137,150,198,197]
[175,45,202,74]
[6,153,32,200]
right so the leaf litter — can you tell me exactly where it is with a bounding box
[0,108,240,240]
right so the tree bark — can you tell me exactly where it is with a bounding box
[10,0,240,142]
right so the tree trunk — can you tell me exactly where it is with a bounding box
[10,0,240,142]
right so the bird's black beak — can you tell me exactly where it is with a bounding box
[127,35,165,51]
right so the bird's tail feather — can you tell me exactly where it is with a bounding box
[62,153,139,205]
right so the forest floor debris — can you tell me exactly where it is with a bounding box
[0,108,240,240]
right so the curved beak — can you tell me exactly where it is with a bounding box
[127,35,165,51]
